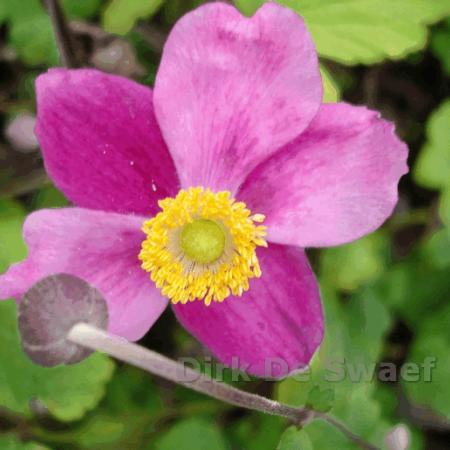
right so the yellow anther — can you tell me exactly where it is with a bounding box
[139,187,267,305]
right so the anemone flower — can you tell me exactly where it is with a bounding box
[0,2,408,378]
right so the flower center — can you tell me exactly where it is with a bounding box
[139,187,267,305]
[180,219,225,264]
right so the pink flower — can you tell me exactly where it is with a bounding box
[0,3,407,377]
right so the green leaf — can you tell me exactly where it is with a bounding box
[0,199,27,273]
[231,415,285,450]
[104,366,163,414]
[1,0,43,21]
[234,0,450,64]
[162,0,203,24]
[403,304,450,418]
[431,21,450,76]
[103,0,165,35]
[276,287,392,447]
[62,0,103,19]
[439,184,450,227]
[0,300,114,422]
[0,435,50,450]
[373,255,449,328]
[3,0,58,66]
[414,100,450,190]
[32,185,68,209]
[320,66,340,103]
[303,421,349,450]
[320,232,388,291]
[421,228,450,269]
[234,0,264,16]
[305,386,334,413]
[74,414,127,449]
[278,426,313,450]
[155,418,228,450]
[70,366,165,449]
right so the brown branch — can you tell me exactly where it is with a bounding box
[135,22,167,53]
[0,170,50,199]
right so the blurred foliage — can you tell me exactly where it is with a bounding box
[403,302,450,418]
[235,0,450,64]
[0,0,449,449]
[320,232,388,291]
[0,435,50,450]
[414,99,450,190]
[0,200,27,273]
[154,418,228,450]
[103,0,165,35]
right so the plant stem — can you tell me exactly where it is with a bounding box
[314,412,380,450]
[68,323,312,424]
[68,323,380,450]
[43,0,77,68]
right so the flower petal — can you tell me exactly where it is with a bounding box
[239,103,409,247]
[0,208,167,341]
[154,2,322,194]
[36,69,179,216]
[173,244,323,378]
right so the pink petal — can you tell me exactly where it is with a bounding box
[173,244,323,378]
[0,208,167,341]
[239,103,409,247]
[154,2,322,194]
[36,69,179,216]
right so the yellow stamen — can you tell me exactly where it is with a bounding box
[139,187,267,305]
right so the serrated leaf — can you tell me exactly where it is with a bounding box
[155,418,228,450]
[235,0,450,64]
[305,386,334,413]
[414,100,450,190]
[278,426,313,450]
[103,0,165,35]
[0,300,114,422]
[0,435,50,450]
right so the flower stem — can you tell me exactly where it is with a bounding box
[43,0,78,68]
[68,323,380,450]
[314,412,380,450]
